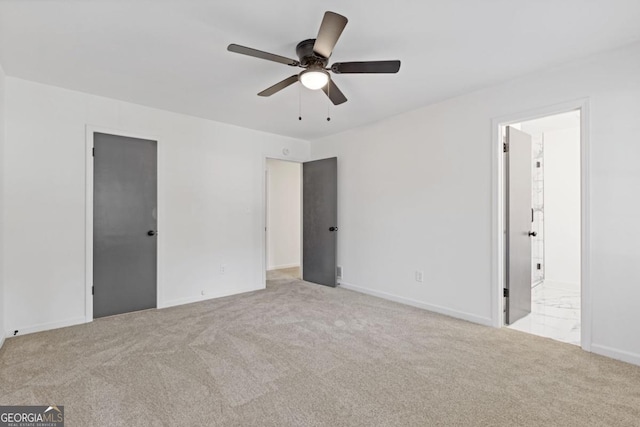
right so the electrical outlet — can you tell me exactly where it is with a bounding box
[336,266,343,279]
[201,290,205,296]
[220,264,226,275]
[415,270,424,283]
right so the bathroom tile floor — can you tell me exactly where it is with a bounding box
[508,280,581,346]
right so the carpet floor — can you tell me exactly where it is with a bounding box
[1,269,639,426]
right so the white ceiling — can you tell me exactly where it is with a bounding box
[1,1,639,140]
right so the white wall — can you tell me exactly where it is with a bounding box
[266,159,301,270]
[0,64,6,348]
[3,77,309,336]
[543,127,581,286]
[311,42,640,365]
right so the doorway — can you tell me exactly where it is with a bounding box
[266,158,302,281]
[264,156,339,288]
[92,132,158,318]
[499,108,585,347]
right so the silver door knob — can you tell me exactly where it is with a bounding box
[528,231,537,237]
[147,230,157,236]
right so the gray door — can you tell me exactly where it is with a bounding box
[303,157,338,287]
[506,126,533,324]
[93,132,158,318]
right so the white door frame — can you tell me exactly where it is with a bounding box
[261,154,305,287]
[491,98,591,351]
[84,125,163,322]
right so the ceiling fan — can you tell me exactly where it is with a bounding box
[227,11,401,105]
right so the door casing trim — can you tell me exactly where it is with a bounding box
[84,125,162,322]
[491,98,591,351]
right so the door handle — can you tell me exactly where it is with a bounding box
[329,226,339,232]
[528,231,537,237]
[147,230,157,236]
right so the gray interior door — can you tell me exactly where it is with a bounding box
[93,132,158,318]
[506,126,533,324]
[303,157,338,287]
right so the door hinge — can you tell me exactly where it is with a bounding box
[503,142,509,153]
[92,147,95,157]
[503,288,509,298]
[92,286,94,295]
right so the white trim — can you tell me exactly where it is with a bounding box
[267,263,300,271]
[159,285,264,309]
[579,101,592,352]
[339,281,494,326]
[490,98,592,352]
[0,333,5,350]
[262,155,304,287]
[8,317,86,337]
[591,344,640,367]
[85,125,163,322]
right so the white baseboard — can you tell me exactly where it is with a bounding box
[8,316,87,338]
[3,287,265,338]
[591,343,640,366]
[267,263,300,271]
[159,285,265,309]
[338,281,493,327]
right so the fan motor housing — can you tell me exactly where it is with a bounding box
[296,39,329,68]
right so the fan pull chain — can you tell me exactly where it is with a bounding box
[298,83,302,121]
[326,80,331,122]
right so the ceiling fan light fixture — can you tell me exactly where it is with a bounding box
[228,11,400,106]
[300,68,329,90]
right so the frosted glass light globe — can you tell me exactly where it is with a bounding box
[300,69,329,90]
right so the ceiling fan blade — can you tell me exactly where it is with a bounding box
[228,44,299,66]
[258,75,299,97]
[321,79,347,105]
[331,60,401,74]
[313,11,348,58]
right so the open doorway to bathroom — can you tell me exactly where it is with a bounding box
[265,158,302,282]
[502,110,582,346]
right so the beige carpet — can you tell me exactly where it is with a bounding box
[1,269,639,426]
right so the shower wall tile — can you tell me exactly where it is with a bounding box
[532,134,544,285]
